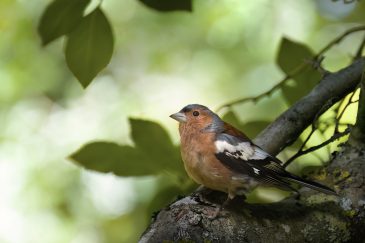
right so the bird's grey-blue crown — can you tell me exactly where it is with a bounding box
[180,104,209,113]
[180,104,224,132]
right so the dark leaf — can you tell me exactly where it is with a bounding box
[70,119,185,177]
[130,118,173,150]
[277,37,321,105]
[70,142,157,176]
[65,7,114,88]
[129,118,185,173]
[281,69,321,105]
[277,37,313,74]
[38,0,90,46]
[138,0,192,12]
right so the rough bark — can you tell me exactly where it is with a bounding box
[140,59,365,243]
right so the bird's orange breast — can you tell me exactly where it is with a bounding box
[179,129,233,193]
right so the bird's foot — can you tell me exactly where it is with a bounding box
[204,196,233,220]
[192,187,219,205]
[204,205,229,220]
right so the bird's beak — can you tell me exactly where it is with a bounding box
[169,112,187,123]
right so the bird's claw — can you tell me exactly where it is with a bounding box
[204,205,230,220]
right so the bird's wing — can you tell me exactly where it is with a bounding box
[221,122,285,170]
[214,132,337,195]
[214,133,296,190]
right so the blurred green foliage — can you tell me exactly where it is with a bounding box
[0,0,364,242]
[222,111,271,138]
[38,0,90,45]
[71,118,186,176]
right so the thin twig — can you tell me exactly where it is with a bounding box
[216,74,290,112]
[284,127,351,167]
[315,25,365,58]
[334,90,359,133]
[217,25,365,112]
[283,98,337,167]
[284,93,357,168]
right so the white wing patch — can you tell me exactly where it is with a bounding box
[215,140,268,161]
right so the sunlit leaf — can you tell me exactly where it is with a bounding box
[70,142,157,176]
[38,0,90,46]
[65,7,114,88]
[138,0,192,12]
[277,37,321,105]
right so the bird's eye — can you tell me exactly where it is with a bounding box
[193,111,200,117]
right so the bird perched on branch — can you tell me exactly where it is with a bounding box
[170,104,336,205]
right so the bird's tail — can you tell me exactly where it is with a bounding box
[284,173,337,196]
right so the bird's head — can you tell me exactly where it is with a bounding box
[170,104,224,132]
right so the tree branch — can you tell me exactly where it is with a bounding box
[334,89,359,133]
[254,58,365,154]
[350,66,365,145]
[140,58,365,243]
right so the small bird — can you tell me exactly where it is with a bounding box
[170,104,336,204]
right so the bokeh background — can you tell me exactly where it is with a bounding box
[0,0,364,242]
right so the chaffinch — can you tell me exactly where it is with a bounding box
[170,104,336,203]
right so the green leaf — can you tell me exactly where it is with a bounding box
[281,68,321,105]
[38,0,90,46]
[65,7,114,88]
[138,0,192,12]
[70,142,157,176]
[70,119,186,177]
[277,37,313,74]
[130,118,173,150]
[277,37,321,105]
[129,118,184,173]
